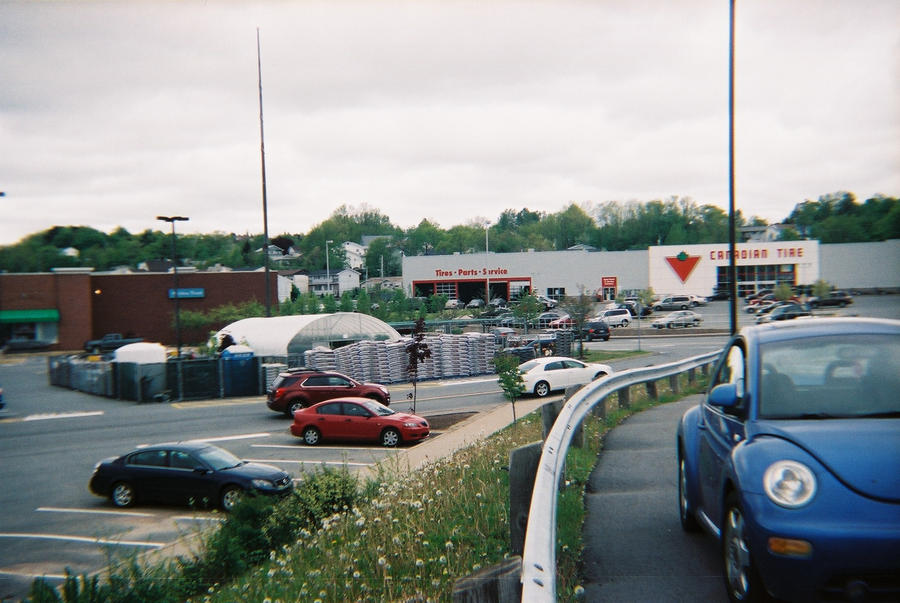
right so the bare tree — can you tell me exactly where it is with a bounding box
[557,285,595,358]
[406,317,432,413]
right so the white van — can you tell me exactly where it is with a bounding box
[597,307,632,328]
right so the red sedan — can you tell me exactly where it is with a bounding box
[290,397,430,447]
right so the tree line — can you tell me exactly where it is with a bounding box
[1,192,896,275]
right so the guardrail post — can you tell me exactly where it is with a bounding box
[508,441,543,556]
[451,556,522,602]
[701,363,710,377]
[687,367,696,384]
[542,387,584,448]
[618,385,630,409]
[645,379,658,400]
[668,374,680,394]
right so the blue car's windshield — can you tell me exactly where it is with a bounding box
[196,445,244,471]
[758,334,899,419]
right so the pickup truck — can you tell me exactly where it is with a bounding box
[84,333,143,353]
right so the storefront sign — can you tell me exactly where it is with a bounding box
[433,267,510,278]
[665,251,701,283]
[601,276,617,287]
[707,246,805,261]
[168,288,206,299]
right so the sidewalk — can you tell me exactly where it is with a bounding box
[378,396,548,477]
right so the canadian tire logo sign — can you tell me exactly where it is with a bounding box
[665,251,700,283]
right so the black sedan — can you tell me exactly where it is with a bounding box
[89,442,293,512]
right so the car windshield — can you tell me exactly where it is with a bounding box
[758,334,900,419]
[361,399,395,416]
[195,445,244,471]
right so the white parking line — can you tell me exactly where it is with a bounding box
[36,507,154,518]
[188,432,271,443]
[22,411,104,422]
[0,533,165,548]
[252,443,387,451]
[245,458,373,467]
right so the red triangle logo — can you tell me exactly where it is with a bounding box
[665,252,700,283]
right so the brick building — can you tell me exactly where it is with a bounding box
[0,269,275,352]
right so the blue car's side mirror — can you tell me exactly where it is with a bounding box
[708,383,740,408]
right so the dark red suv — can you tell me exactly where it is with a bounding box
[266,369,391,417]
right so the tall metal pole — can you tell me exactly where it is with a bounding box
[728,0,738,334]
[157,216,189,358]
[257,28,272,316]
[326,240,333,296]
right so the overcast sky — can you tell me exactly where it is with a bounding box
[1,0,897,246]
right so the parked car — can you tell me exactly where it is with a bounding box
[689,294,708,306]
[757,302,811,323]
[266,369,390,417]
[623,299,652,317]
[0,384,4,410]
[465,298,485,309]
[519,356,613,397]
[548,316,575,329]
[808,290,854,308]
[651,310,703,329]
[489,297,508,307]
[444,298,463,309]
[653,296,693,311]
[596,307,632,328]
[88,442,293,511]
[745,288,774,302]
[84,333,143,353]
[676,317,900,602]
[743,294,777,313]
[536,311,565,329]
[536,295,558,310]
[290,397,430,447]
[578,320,611,342]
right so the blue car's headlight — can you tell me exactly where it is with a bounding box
[763,461,816,508]
[251,479,273,489]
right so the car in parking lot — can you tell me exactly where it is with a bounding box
[465,298,485,309]
[519,356,613,397]
[651,310,703,329]
[445,298,463,309]
[596,307,632,327]
[676,318,900,602]
[653,295,694,311]
[808,290,854,308]
[89,442,294,512]
[536,311,566,329]
[290,397,430,447]
[266,369,390,417]
[579,320,611,342]
[757,302,811,323]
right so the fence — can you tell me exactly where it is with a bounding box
[519,350,721,602]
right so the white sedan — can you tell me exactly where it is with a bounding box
[519,356,613,397]
[651,310,703,329]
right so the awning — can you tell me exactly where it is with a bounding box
[0,309,60,323]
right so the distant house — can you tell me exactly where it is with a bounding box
[309,269,360,297]
[258,244,301,264]
[739,224,787,242]
[342,242,366,270]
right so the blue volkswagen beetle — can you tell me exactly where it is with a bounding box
[677,318,900,602]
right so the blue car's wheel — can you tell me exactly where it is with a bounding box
[723,493,768,602]
[678,455,699,532]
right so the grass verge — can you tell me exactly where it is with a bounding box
[28,371,707,603]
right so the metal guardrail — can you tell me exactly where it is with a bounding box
[519,350,722,601]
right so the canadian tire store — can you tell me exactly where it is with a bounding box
[402,241,824,303]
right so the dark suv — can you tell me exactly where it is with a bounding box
[579,320,611,342]
[266,369,390,417]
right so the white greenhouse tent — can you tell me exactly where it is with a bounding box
[215,313,402,356]
[113,342,168,364]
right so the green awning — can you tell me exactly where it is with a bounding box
[0,309,60,323]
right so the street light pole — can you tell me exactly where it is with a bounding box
[325,240,334,297]
[484,221,491,304]
[157,216,189,358]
